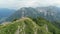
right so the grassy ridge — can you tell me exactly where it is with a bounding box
[0,17,60,34]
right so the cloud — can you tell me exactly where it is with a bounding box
[0,0,60,9]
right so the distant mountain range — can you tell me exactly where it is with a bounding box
[0,8,15,18]
[36,6,60,21]
[0,8,15,23]
[0,6,60,23]
[5,6,60,21]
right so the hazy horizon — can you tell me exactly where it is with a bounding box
[0,0,60,9]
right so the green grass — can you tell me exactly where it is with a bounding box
[0,17,60,34]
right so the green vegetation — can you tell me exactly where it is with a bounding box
[0,17,60,34]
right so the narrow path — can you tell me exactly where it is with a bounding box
[45,25,48,32]
[14,24,25,34]
[33,25,37,34]
[14,26,20,34]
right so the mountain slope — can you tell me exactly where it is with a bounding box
[5,7,39,22]
[36,6,60,21]
[1,6,60,23]
[0,17,60,34]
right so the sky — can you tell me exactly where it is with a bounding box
[0,0,60,9]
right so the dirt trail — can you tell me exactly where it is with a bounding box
[14,26,20,34]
